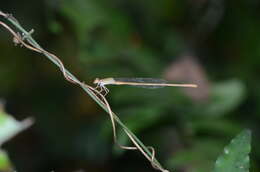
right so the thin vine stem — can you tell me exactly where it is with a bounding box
[0,10,169,172]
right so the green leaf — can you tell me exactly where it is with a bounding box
[0,110,34,146]
[0,108,33,171]
[213,129,251,172]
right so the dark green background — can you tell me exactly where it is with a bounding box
[0,0,259,172]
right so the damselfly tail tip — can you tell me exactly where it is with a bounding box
[182,84,198,88]
[175,84,198,88]
[190,84,198,88]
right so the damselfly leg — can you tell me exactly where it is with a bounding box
[95,84,109,96]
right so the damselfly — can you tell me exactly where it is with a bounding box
[94,77,197,95]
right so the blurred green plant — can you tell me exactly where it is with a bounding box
[59,0,166,77]
[0,104,33,171]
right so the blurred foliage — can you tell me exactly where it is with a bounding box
[0,104,33,171]
[0,0,260,171]
[193,79,246,117]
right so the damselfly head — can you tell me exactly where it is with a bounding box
[93,78,100,84]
